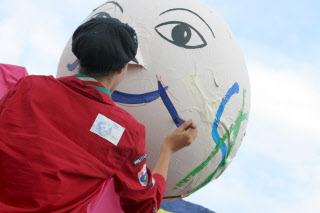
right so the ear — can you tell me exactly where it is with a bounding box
[77,58,80,64]
[117,69,123,74]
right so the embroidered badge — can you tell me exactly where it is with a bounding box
[150,178,156,189]
[138,164,149,187]
[132,153,147,166]
[90,114,125,146]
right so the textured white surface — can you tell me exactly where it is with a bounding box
[57,0,250,198]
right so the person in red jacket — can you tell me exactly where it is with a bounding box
[0,17,198,213]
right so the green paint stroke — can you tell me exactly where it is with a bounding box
[224,89,248,167]
[174,89,249,193]
[188,89,248,194]
[175,128,230,188]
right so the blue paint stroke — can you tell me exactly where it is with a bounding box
[211,82,239,162]
[114,80,184,128]
[67,60,79,71]
[158,80,183,127]
[112,86,168,104]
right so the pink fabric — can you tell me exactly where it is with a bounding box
[0,63,28,99]
[87,179,124,213]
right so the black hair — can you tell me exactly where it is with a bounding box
[72,18,137,78]
[78,64,122,78]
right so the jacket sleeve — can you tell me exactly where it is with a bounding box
[112,123,167,213]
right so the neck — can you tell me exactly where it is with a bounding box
[93,75,117,93]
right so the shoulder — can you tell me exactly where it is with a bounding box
[6,75,58,94]
[21,75,55,81]
[111,106,145,136]
[107,106,146,151]
[19,75,58,87]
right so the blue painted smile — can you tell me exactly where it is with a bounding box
[67,60,169,105]
[111,86,168,104]
[68,61,185,127]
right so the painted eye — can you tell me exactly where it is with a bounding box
[92,12,111,19]
[155,21,207,49]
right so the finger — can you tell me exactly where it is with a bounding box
[189,120,197,129]
[186,124,198,139]
[185,119,197,130]
[186,125,198,136]
[178,119,193,131]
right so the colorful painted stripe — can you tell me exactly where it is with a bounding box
[175,82,239,189]
[74,74,111,97]
[188,89,248,194]
[211,82,239,163]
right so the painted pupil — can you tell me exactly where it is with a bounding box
[93,12,111,19]
[171,24,192,46]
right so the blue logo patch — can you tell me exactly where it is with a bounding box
[138,164,148,187]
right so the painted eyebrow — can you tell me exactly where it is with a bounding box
[160,8,215,38]
[93,1,123,13]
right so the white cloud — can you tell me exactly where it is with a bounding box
[185,149,320,213]
[245,60,320,167]
[290,190,320,213]
[185,160,290,213]
[0,18,26,63]
[248,60,320,135]
[0,0,76,75]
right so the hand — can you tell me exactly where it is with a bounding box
[153,120,198,180]
[162,119,198,154]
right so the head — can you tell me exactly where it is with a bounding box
[72,17,138,80]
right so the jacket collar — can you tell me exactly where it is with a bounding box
[73,74,112,97]
[58,74,115,106]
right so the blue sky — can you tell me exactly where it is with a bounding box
[1,0,319,212]
[207,0,320,62]
[183,1,320,213]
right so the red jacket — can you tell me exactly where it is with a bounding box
[0,75,166,213]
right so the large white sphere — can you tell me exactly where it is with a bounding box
[57,0,251,199]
